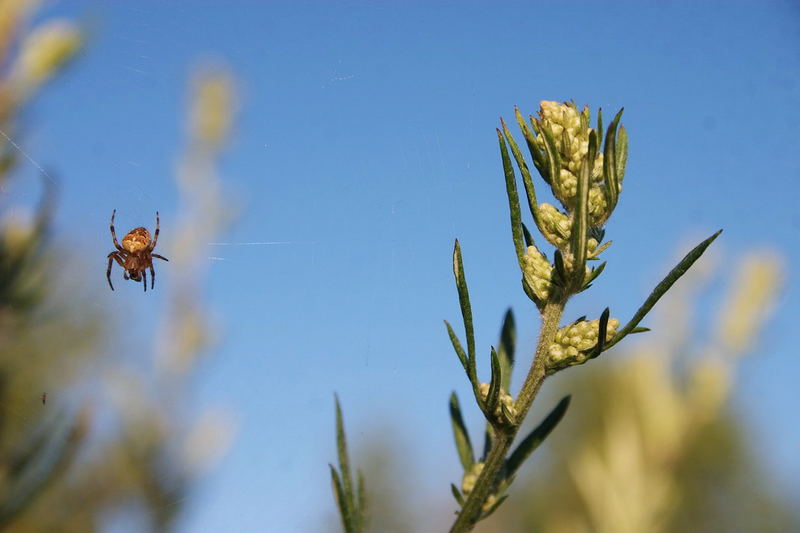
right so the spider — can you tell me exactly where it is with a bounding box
[106,210,168,292]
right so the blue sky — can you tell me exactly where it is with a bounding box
[14,1,800,531]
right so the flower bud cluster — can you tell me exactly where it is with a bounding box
[522,246,553,301]
[546,317,620,371]
[535,101,604,213]
[478,382,516,423]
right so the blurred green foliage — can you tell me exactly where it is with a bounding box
[0,3,236,532]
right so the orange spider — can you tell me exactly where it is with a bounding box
[106,210,168,292]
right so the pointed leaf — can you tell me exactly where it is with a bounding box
[502,118,541,228]
[487,347,502,417]
[616,125,628,183]
[497,309,516,391]
[587,308,610,359]
[605,230,722,350]
[580,261,607,291]
[552,249,567,288]
[504,396,571,480]
[603,108,624,210]
[497,130,526,268]
[596,107,604,149]
[570,130,594,290]
[330,466,354,533]
[445,320,468,374]
[449,392,475,471]
[451,483,465,506]
[453,240,477,385]
[538,123,562,192]
[335,396,354,505]
[521,222,534,248]
[514,107,547,180]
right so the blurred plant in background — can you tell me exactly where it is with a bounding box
[0,1,237,531]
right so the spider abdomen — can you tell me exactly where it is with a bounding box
[122,227,152,253]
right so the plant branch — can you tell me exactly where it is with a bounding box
[449,298,566,533]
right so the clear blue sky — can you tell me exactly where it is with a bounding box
[18,1,800,531]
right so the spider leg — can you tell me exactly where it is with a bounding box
[150,263,155,290]
[110,210,124,252]
[152,253,169,261]
[149,211,160,251]
[142,269,147,292]
[106,252,125,291]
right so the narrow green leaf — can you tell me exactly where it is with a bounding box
[445,320,468,374]
[631,326,651,334]
[580,261,607,292]
[514,107,546,180]
[504,396,571,480]
[603,108,624,210]
[453,240,477,386]
[451,484,465,506]
[335,395,354,507]
[529,116,553,185]
[587,307,610,359]
[570,130,594,290]
[497,309,516,391]
[356,470,367,531]
[596,107,604,149]
[552,249,567,288]
[497,130,526,269]
[449,392,475,471]
[330,466,354,533]
[487,347,502,417]
[616,125,628,183]
[521,222,534,248]
[605,230,722,350]
[538,124,562,193]
[501,118,541,228]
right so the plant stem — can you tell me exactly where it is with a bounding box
[449,298,566,533]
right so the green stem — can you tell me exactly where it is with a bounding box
[449,298,566,533]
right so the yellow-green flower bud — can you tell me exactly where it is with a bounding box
[538,203,571,248]
[482,494,498,513]
[522,245,553,301]
[478,382,517,423]
[546,317,620,372]
[461,461,484,495]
